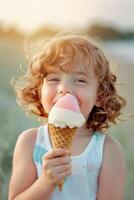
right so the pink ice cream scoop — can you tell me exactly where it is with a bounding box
[48,93,85,128]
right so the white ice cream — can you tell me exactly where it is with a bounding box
[48,107,85,128]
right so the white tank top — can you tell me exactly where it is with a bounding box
[33,125,106,200]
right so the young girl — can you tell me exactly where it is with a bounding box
[9,33,126,200]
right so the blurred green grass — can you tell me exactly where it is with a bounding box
[0,36,133,200]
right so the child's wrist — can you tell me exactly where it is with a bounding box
[39,175,56,192]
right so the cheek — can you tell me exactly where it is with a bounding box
[41,85,55,113]
[77,88,97,116]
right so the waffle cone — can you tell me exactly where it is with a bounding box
[48,124,76,191]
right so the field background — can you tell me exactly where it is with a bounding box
[0,30,134,199]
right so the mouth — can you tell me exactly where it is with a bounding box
[52,96,64,106]
[52,96,61,106]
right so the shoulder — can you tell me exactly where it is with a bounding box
[97,135,126,199]
[16,127,38,148]
[13,127,39,161]
[103,135,125,162]
[101,135,126,172]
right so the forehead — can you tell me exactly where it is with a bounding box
[44,53,94,74]
[45,61,94,76]
[41,37,97,76]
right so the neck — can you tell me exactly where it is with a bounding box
[75,126,93,138]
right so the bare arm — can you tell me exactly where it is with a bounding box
[97,136,126,200]
[8,128,71,200]
[8,129,55,200]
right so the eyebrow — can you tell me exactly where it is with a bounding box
[46,70,93,79]
[72,72,87,75]
[46,70,60,75]
[71,71,92,78]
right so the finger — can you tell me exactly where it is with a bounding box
[48,163,72,176]
[49,156,72,167]
[48,167,72,180]
[42,155,72,170]
[43,148,68,160]
[57,170,72,179]
[66,150,71,157]
[56,164,72,174]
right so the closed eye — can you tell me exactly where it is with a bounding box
[47,78,60,82]
[78,79,86,83]
[74,79,87,84]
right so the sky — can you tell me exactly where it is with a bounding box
[0,0,134,33]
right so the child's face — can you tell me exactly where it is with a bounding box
[41,64,98,121]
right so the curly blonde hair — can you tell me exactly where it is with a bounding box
[12,33,126,132]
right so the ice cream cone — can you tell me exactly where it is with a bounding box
[48,124,76,191]
[47,93,85,191]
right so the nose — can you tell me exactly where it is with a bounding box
[58,80,72,95]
